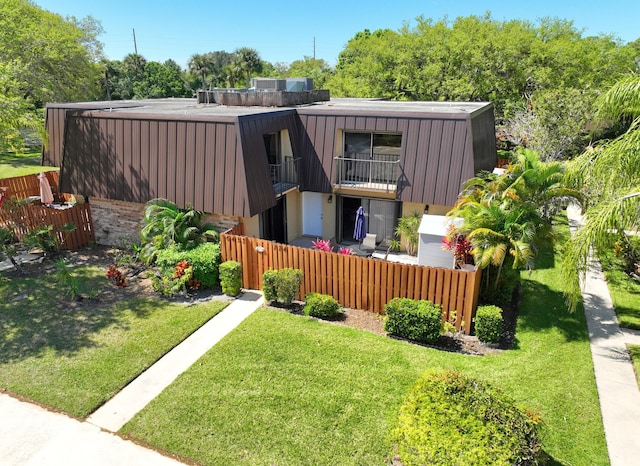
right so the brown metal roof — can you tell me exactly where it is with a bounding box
[44,97,496,216]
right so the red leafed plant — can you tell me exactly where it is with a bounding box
[105,265,128,288]
[442,226,474,268]
[173,259,190,278]
[338,247,353,255]
[312,238,333,252]
[173,260,200,290]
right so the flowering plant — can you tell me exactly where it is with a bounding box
[338,247,353,255]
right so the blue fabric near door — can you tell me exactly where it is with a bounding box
[354,206,366,241]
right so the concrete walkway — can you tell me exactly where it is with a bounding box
[0,290,264,465]
[567,205,640,465]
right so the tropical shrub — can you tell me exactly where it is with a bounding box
[312,238,332,252]
[383,297,442,343]
[23,224,74,254]
[56,259,82,300]
[219,260,242,297]
[156,242,221,288]
[150,259,200,297]
[303,292,343,319]
[447,148,579,302]
[475,305,503,343]
[139,198,218,264]
[0,227,15,245]
[392,370,542,465]
[392,212,422,256]
[262,268,303,306]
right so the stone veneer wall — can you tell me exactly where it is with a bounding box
[90,197,243,246]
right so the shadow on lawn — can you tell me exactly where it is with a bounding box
[0,151,44,168]
[0,271,153,363]
[516,277,588,343]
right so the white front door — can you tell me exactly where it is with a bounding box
[302,192,323,237]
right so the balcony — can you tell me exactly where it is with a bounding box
[270,157,301,196]
[334,154,400,193]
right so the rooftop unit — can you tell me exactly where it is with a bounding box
[251,78,286,91]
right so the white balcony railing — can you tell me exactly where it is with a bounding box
[334,153,400,193]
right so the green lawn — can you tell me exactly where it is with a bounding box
[598,235,640,330]
[628,344,640,387]
[0,149,56,178]
[122,219,607,466]
[0,265,227,417]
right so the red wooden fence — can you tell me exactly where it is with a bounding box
[221,234,482,334]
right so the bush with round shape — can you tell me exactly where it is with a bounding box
[262,269,278,303]
[475,305,504,343]
[261,268,303,306]
[393,370,542,465]
[383,297,442,343]
[156,242,221,288]
[219,260,242,296]
[303,292,343,319]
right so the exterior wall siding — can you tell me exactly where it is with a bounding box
[296,108,496,207]
[59,113,252,217]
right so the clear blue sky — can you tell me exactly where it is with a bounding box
[34,0,640,70]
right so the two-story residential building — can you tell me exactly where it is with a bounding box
[43,90,496,248]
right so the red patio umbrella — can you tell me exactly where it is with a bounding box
[38,172,54,205]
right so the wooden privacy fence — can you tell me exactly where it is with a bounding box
[0,173,95,250]
[220,234,482,334]
[0,171,61,200]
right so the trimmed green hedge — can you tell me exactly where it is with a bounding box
[262,268,303,306]
[219,260,242,297]
[156,242,221,288]
[383,297,442,343]
[475,305,504,343]
[303,292,343,319]
[393,370,542,465]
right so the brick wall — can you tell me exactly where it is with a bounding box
[90,198,243,246]
[90,198,145,246]
[203,213,243,233]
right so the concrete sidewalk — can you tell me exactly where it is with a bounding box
[567,205,640,465]
[1,290,264,465]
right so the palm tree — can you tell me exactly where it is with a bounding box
[562,73,640,311]
[450,198,550,296]
[188,53,211,89]
[139,198,218,264]
[448,147,578,299]
[234,47,263,88]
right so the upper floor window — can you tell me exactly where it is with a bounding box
[344,132,401,162]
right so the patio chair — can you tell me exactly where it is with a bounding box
[361,233,377,251]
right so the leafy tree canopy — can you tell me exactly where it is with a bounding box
[563,74,640,311]
[0,0,103,150]
[326,12,637,147]
[0,0,103,104]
